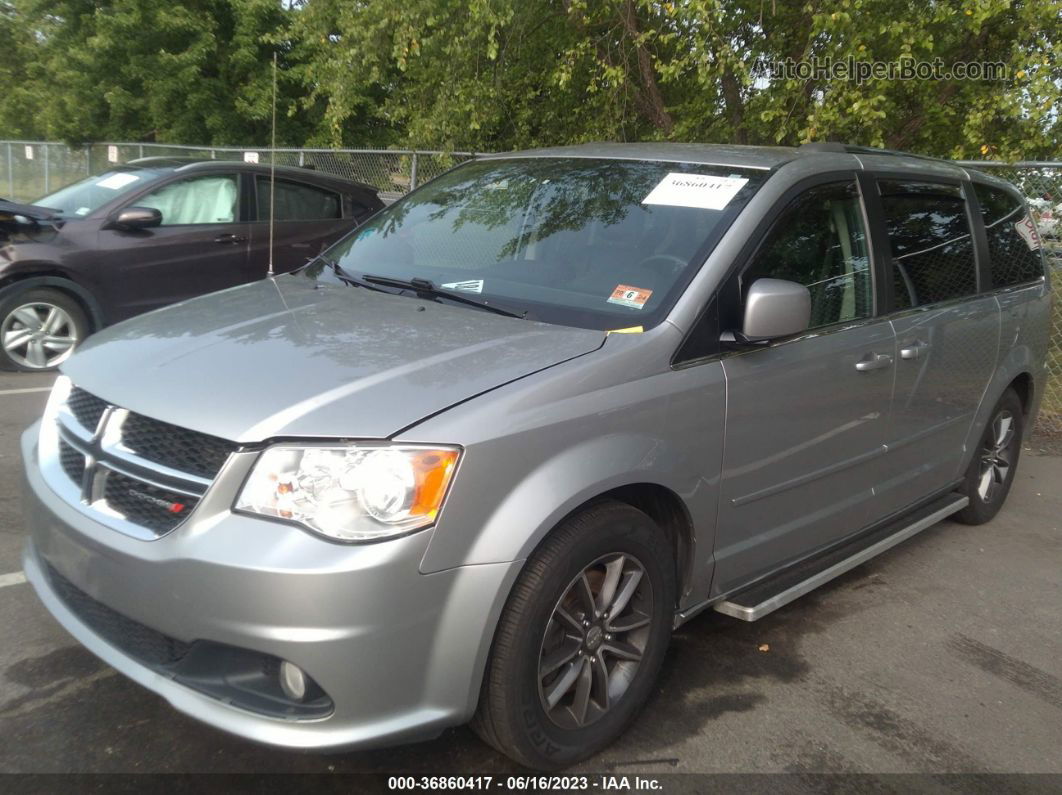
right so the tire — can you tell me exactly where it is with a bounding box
[473,500,675,769]
[0,287,89,372]
[954,388,1024,525]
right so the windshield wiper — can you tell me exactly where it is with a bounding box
[361,274,527,320]
[310,256,387,292]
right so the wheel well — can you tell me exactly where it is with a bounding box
[598,483,695,606]
[0,272,100,332]
[1009,373,1033,419]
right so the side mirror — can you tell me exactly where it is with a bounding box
[727,278,811,345]
[108,206,162,231]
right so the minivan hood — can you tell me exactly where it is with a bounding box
[63,277,605,442]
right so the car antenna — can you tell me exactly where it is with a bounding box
[267,51,278,278]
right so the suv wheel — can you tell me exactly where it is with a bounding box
[0,288,88,371]
[954,388,1024,525]
[473,500,675,769]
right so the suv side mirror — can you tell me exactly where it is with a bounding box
[109,206,162,231]
[730,278,811,343]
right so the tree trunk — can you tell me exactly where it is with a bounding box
[721,68,748,144]
[618,0,674,136]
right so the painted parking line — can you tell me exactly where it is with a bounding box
[0,571,27,588]
[0,387,53,396]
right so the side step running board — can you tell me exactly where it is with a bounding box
[714,494,969,622]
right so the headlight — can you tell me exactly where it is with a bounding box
[235,444,460,542]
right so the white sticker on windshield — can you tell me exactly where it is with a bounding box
[75,207,90,216]
[96,172,140,191]
[442,279,484,294]
[1014,214,1041,251]
[642,173,749,211]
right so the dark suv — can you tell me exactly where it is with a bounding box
[0,158,383,370]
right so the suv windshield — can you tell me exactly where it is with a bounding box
[310,157,765,330]
[34,167,169,217]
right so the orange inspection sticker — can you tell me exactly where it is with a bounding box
[607,284,653,310]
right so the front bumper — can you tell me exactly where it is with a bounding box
[21,423,521,750]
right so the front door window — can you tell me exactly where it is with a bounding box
[742,181,872,329]
[137,175,238,225]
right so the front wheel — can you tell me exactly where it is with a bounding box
[473,501,675,769]
[954,388,1024,525]
[0,287,88,371]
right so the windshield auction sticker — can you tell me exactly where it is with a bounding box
[96,173,140,191]
[643,172,749,210]
[607,284,653,310]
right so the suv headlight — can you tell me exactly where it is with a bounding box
[235,444,460,542]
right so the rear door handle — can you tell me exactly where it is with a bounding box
[214,233,247,244]
[900,341,930,360]
[855,353,894,372]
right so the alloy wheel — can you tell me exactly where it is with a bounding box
[0,302,79,370]
[978,410,1016,504]
[537,552,654,729]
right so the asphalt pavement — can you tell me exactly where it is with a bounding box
[0,370,1059,780]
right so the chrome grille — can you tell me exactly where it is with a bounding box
[58,439,85,484]
[66,387,108,433]
[120,413,235,480]
[48,385,237,539]
[102,471,200,534]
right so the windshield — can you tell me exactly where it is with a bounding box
[33,167,169,216]
[308,157,765,330]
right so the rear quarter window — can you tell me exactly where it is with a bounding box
[972,183,1044,288]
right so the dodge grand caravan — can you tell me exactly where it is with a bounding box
[20,143,1051,768]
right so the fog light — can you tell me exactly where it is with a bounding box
[279,661,307,701]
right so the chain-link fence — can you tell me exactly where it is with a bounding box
[0,141,475,204]
[0,142,1058,440]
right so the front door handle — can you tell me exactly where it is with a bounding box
[900,341,930,360]
[214,233,247,244]
[855,353,894,372]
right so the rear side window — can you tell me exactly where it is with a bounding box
[257,178,341,221]
[973,184,1043,287]
[879,181,976,308]
[742,181,872,329]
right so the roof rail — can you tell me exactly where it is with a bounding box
[797,142,848,153]
[798,142,957,166]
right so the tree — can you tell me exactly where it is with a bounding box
[294,0,1062,159]
[2,0,1059,160]
[0,2,46,139]
[4,0,317,145]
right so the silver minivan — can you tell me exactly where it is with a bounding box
[21,143,1051,768]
